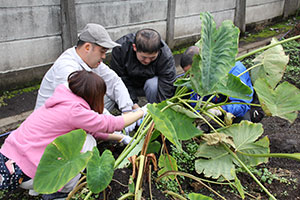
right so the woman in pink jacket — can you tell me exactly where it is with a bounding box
[0,70,147,199]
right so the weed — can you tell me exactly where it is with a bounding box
[0,84,40,107]
[170,140,198,173]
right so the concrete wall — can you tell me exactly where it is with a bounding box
[1,0,300,91]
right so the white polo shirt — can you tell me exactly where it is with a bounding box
[35,47,133,112]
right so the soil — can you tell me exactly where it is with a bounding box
[0,20,300,200]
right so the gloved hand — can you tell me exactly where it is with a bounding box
[140,103,148,118]
[124,122,136,135]
[136,104,148,126]
[120,135,134,145]
[207,107,223,116]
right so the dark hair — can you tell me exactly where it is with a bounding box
[134,28,161,53]
[76,40,86,48]
[180,46,200,69]
[68,70,106,114]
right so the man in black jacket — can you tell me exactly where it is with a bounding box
[110,28,176,109]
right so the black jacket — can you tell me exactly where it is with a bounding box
[110,33,176,103]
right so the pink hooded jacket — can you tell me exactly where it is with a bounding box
[0,84,124,178]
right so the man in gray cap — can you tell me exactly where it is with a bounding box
[35,23,134,117]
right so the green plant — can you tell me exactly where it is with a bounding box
[0,85,39,107]
[33,129,115,200]
[34,12,300,200]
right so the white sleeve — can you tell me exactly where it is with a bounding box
[93,63,133,112]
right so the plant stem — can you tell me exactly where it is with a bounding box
[114,118,151,168]
[237,63,263,77]
[222,143,277,200]
[118,193,135,200]
[135,155,145,197]
[236,34,300,61]
[83,191,93,200]
[238,151,300,161]
[162,191,187,200]
[157,171,226,199]
[178,98,220,131]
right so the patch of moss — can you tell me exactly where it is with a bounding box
[240,23,294,43]
[0,84,40,107]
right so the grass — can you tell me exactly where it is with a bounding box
[0,84,40,107]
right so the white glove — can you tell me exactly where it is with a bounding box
[140,104,148,118]
[124,122,136,135]
[120,135,134,145]
[136,104,148,126]
[207,107,223,116]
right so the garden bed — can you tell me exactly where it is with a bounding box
[0,14,300,200]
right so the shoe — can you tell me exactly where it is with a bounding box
[41,191,68,200]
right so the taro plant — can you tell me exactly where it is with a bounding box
[33,129,115,200]
[130,12,300,199]
[34,12,300,200]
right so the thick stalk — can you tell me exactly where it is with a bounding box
[236,34,300,61]
[114,117,152,168]
[237,63,263,77]
[238,151,300,161]
[118,193,134,200]
[222,143,276,200]
[135,155,145,199]
[162,191,187,200]
[178,98,221,131]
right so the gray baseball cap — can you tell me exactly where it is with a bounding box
[78,23,120,49]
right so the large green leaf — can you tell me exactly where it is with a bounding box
[254,78,300,123]
[251,38,289,89]
[190,12,239,97]
[217,73,252,100]
[86,148,115,193]
[34,129,92,193]
[158,154,178,180]
[147,101,203,150]
[195,121,269,180]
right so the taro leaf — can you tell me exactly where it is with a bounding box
[221,121,269,166]
[254,78,300,123]
[216,73,252,100]
[34,129,92,193]
[201,132,235,149]
[147,101,203,151]
[167,101,200,118]
[251,38,289,89]
[158,154,178,180]
[86,148,115,193]
[146,140,161,154]
[188,193,214,200]
[190,12,239,97]
[195,121,268,180]
[174,77,192,89]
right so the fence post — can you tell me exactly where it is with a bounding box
[60,0,78,51]
[166,0,176,49]
[234,0,246,34]
[283,0,300,18]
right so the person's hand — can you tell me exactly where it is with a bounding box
[120,135,134,145]
[207,107,223,116]
[140,104,148,118]
[124,122,136,135]
[136,104,149,126]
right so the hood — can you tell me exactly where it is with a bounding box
[44,84,87,109]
